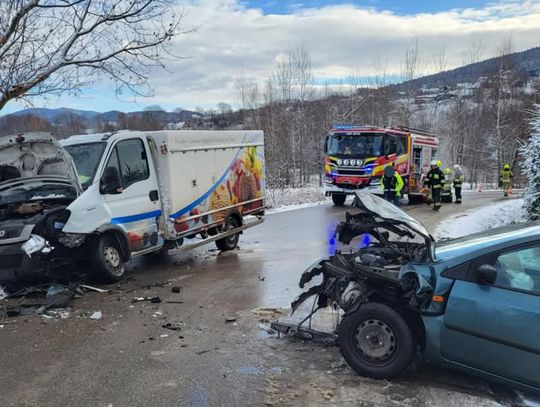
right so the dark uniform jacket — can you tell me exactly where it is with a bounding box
[424,168,445,189]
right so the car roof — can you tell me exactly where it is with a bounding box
[436,222,540,263]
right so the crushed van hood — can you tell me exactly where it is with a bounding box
[0,133,79,190]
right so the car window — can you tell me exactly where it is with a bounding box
[494,245,540,293]
[115,139,149,189]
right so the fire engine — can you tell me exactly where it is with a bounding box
[324,125,439,205]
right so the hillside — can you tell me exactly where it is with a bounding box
[391,46,540,91]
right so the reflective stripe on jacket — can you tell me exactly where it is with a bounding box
[501,169,513,182]
[381,172,404,195]
[425,168,445,189]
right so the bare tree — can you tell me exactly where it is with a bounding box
[0,0,186,112]
[394,39,421,126]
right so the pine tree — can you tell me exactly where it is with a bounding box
[522,104,540,220]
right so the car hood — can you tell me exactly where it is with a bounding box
[0,133,79,190]
[353,191,434,245]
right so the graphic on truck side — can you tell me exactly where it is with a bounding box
[173,145,265,234]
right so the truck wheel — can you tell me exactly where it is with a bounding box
[338,303,415,379]
[215,216,240,251]
[332,194,347,206]
[91,235,126,282]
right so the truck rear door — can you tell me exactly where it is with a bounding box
[101,137,162,253]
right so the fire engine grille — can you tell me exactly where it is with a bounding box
[336,168,367,176]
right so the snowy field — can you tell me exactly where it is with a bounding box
[435,198,527,239]
[265,186,330,213]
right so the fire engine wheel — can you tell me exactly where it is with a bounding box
[332,194,347,206]
[338,303,415,379]
[91,235,126,282]
[215,216,240,251]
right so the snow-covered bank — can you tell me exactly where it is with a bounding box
[265,186,330,214]
[435,199,527,240]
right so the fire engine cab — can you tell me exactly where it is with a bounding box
[324,125,439,205]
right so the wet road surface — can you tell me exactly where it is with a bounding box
[0,191,537,406]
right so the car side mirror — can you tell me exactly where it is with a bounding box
[100,167,122,195]
[476,264,497,285]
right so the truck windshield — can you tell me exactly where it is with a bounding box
[64,142,106,189]
[327,133,384,157]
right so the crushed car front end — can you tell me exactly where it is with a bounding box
[273,191,439,378]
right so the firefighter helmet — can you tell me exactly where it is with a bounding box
[503,164,510,170]
[437,160,442,168]
[444,167,452,175]
[430,160,438,167]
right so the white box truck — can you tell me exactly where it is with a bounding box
[0,130,265,282]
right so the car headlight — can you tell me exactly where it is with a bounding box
[337,159,343,166]
[343,159,349,166]
[357,160,363,166]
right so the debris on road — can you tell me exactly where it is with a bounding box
[150,350,165,356]
[257,276,265,282]
[0,286,8,300]
[79,284,110,293]
[224,315,237,323]
[251,308,285,317]
[131,296,162,304]
[171,286,182,293]
[89,311,103,320]
[162,322,183,331]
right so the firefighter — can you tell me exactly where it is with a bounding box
[441,167,453,203]
[500,164,513,197]
[424,160,445,210]
[381,165,404,206]
[453,164,464,203]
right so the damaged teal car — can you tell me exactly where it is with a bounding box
[278,192,540,393]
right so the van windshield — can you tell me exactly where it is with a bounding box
[64,142,106,189]
[327,133,384,157]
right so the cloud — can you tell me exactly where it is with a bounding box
[4,0,540,113]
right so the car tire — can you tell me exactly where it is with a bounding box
[332,194,347,206]
[215,216,240,251]
[91,234,126,282]
[338,302,415,379]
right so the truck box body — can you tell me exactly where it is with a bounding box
[147,130,265,238]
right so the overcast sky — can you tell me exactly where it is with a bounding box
[3,0,540,114]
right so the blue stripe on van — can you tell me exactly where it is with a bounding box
[169,148,242,220]
[111,210,162,224]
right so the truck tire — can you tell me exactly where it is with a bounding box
[332,193,347,206]
[91,234,126,282]
[338,303,415,379]
[215,216,240,251]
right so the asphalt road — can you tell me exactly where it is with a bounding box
[0,191,537,407]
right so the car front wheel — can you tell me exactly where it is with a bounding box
[338,302,415,379]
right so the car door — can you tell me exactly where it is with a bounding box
[440,243,540,389]
[101,137,161,253]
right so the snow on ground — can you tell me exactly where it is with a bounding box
[435,199,527,240]
[265,186,330,214]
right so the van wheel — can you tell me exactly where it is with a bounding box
[91,235,125,282]
[215,216,240,251]
[338,303,415,379]
[332,194,347,206]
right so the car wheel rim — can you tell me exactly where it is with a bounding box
[104,246,121,273]
[355,319,396,361]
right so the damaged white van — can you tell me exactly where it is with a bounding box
[0,130,265,282]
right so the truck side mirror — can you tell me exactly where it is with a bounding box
[476,264,497,285]
[100,167,123,195]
